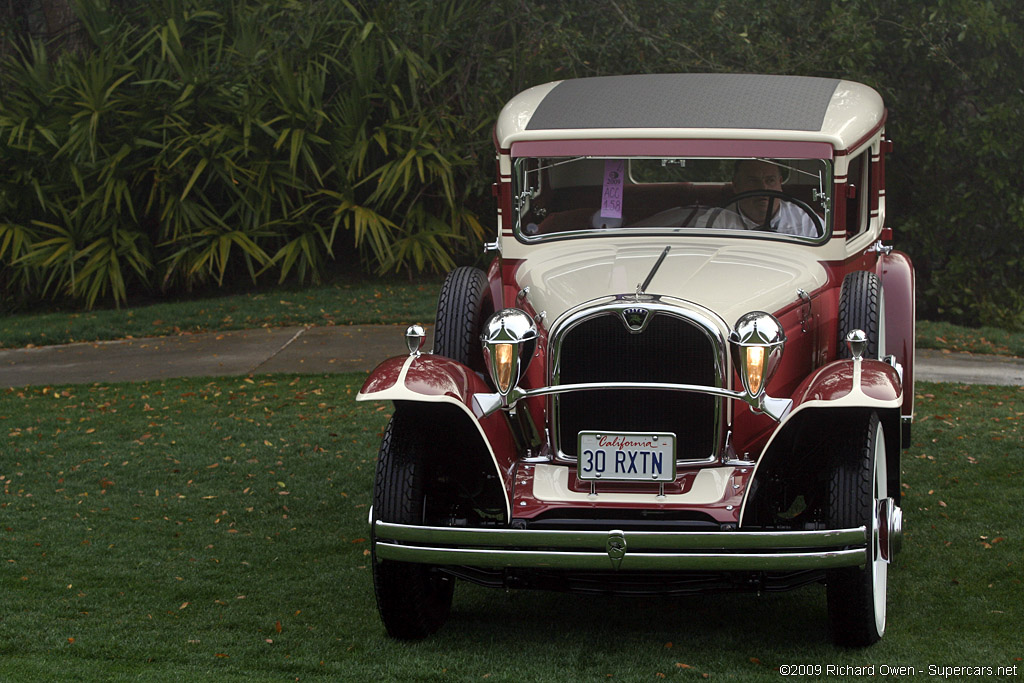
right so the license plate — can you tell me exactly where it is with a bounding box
[577,431,676,482]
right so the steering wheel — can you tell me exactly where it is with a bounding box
[713,190,823,234]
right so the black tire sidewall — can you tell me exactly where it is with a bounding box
[838,271,883,360]
[825,412,885,646]
[433,266,491,371]
[371,414,454,639]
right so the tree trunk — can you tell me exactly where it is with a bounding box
[34,0,85,55]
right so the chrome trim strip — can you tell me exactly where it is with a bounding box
[473,382,793,422]
[376,521,864,548]
[373,521,868,571]
[376,544,865,571]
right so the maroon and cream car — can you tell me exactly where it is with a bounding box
[358,74,914,646]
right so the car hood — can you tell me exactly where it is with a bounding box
[514,239,828,329]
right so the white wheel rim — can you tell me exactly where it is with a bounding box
[871,420,887,636]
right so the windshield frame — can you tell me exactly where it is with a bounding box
[512,154,834,245]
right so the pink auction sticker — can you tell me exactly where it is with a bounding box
[601,159,624,219]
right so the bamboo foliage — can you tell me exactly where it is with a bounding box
[4,0,1022,325]
[0,0,483,308]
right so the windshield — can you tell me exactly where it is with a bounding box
[513,156,832,241]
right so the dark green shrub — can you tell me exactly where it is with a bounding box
[2,0,1023,325]
[0,0,484,308]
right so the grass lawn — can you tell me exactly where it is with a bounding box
[1,374,1021,680]
[915,321,1024,357]
[0,278,442,349]
[3,277,1024,358]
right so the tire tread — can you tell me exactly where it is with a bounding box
[372,414,454,639]
[826,413,884,647]
[434,266,489,368]
[838,271,882,359]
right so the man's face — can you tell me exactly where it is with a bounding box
[733,161,783,222]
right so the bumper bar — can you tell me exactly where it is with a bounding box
[373,521,868,572]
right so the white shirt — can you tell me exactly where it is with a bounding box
[628,202,821,237]
[698,203,821,237]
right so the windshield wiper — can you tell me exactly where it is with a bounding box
[637,246,671,296]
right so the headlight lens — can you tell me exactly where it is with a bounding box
[744,345,767,395]
[493,343,515,392]
[481,308,537,399]
[730,311,786,398]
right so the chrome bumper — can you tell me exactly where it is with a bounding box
[373,521,868,572]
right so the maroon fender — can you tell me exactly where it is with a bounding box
[358,354,519,518]
[878,250,915,421]
[790,358,902,410]
[741,358,903,527]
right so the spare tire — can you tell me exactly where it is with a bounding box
[837,271,884,360]
[433,266,491,371]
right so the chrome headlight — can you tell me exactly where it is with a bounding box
[481,308,537,399]
[730,311,786,398]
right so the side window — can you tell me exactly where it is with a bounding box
[845,152,869,239]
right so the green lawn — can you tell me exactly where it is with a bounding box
[0,278,442,349]
[4,277,1024,359]
[1,375,1020,680]
[915,320,1024,357]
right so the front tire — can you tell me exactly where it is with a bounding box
[826,412,888,646]
[371,413,454,639]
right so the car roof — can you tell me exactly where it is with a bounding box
[496,73,884,154]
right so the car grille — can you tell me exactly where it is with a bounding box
[554,312,719,460]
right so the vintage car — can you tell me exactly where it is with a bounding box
[357,73,914,646]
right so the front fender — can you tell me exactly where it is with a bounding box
[791,358,902,410]
[738,358,902,527]
[357,354,518,520]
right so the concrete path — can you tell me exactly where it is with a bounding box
[0,325,433,387]
[0,325,1021,388]
[914,348,1024,386]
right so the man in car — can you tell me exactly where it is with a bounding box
[708,159,820,237]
